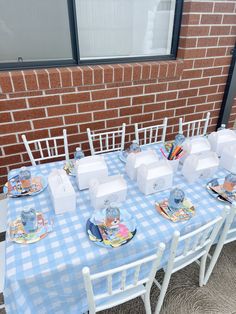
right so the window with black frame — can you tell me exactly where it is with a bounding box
[0,0,183,70]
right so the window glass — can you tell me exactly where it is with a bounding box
[0,0,73,63]
[76,0,176,60]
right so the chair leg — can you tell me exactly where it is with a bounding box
[143,294,152,314]
[154,272,172,314]
[203,243,224,286]
[199,255,207,287]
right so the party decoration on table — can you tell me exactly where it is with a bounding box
[155,189,195,222]
[119,140,141,163]
[48,169,76,214]
[162,133,186,162]
[182,151,219,184]
[63,147,85,176]
[63,160,76,176]
[206,176,236,204]
[8,212,53,244]
[75,155,108,190]
[89,175,127,210]
[86,204,136,248]
[137,159,173,195]
[4,174,47,197]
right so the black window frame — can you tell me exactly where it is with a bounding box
[0,0,183,71]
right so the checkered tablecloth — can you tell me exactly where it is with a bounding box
[4,145,228,314]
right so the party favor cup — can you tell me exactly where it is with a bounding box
[167,158,179,172]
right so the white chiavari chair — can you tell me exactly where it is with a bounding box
[135,118,168,146]
[154,208,227,314]
[179,112,210,138]
[82,243,165,314]
[203,202,236,285]
[87,123,126,155]
[21,129,69,166]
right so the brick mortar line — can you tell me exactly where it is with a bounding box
[0,80,227,113]
[179,34,235,38]
[180,45,234,49]
[179,35,235,38]
[0,102,224,138]
[182,12,236,16]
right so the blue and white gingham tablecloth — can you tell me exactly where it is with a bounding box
[4,144,228,314]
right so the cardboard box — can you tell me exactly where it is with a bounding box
[182,151,219,183]
[48,170,76,214]
[75,155,108,190]
[125,150,159,181]
[208,129,236,156]
[220,143,236,173]
[137,160,173,195]
[89,175,127,210]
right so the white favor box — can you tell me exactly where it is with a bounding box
[89,175,127,210]
[75,155,108,190]
[183,137,211,156]
[48,170,76,214]
[220,143,236,173]
[137,160,173,195]
[126,150,159,181]
[208,129,236,156]
[182,151,219,183]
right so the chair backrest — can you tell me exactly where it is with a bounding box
[87,123,126,155]
[135,118,168,146]
[22,129,69,166]
[167,210,226,275]
[82,242,165,313]
[179,112,210,138]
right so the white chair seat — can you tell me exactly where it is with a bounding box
[96,285,146,312]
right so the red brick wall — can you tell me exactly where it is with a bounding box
[0,0,236,189]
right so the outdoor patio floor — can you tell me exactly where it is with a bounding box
[1,242,236,314]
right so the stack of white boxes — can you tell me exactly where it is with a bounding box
[126,150,173,195]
